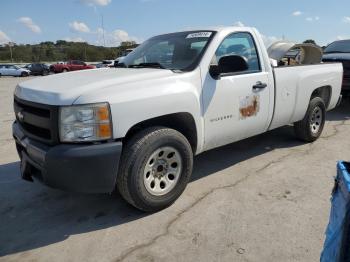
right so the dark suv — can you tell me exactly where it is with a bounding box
[322,40,350,96]
[25,63,50,76]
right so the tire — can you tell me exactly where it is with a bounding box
[294,97,326,142]
[42,70,48,76]
[117,127,193,212]
[21,72,28,77]
[62,69,68,73]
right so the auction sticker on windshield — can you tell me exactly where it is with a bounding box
[186,32,212,38]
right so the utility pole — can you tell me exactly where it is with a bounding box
[101,14,106,47]
[84,43,87,61]
[8,42,14,62]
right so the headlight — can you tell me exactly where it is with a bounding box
[59,103,112,142]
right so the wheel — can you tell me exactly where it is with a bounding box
[294,97,326,142]
[117,127,193,212]
[21,72,28,77]
[62,69,68,73]
[42,70,48,76]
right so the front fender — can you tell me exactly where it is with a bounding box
[111,89,202,150]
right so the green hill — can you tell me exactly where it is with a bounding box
[0,41,138,63]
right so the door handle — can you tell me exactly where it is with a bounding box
[252,81,267,91]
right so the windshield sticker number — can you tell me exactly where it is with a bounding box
[186,32,212,39]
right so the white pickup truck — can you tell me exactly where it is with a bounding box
[13,27,343,211]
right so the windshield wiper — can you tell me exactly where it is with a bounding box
[128,62,166,69]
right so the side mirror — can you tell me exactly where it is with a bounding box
[209,55,249,79]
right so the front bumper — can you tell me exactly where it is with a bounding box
[13,121,122,193]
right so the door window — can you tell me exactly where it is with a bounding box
[214,32,261,73]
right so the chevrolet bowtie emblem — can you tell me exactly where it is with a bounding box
[17,111,24,121]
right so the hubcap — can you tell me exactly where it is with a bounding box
[143,147,182,196]
[310,106,323,134]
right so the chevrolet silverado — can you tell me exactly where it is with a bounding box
[13,27,343,211]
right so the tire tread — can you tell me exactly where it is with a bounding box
[117,127,192,212]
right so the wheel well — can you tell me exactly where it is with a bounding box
[311,86,331,108]
[124,113,198,153]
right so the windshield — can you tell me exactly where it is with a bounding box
[122,31,215,71]
[324,40,350,53]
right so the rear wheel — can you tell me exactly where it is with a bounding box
[21,72,29,77]
[294,97,326,142]
[62,69,68,73]
[117,127,193,212]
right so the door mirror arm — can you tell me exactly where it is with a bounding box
[209,64,221,80]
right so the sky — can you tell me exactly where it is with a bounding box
[0,0,350,47]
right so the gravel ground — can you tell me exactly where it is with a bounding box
[0,76,349,262]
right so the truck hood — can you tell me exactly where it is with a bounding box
[323,53,350,61]
[15,68,176,105]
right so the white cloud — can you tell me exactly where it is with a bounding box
[111,29,139,44]
[261,34,281,48]
[64,37,85,42]
[80,0,111,6]
[233,21,245,27]
[292,11,302,16]
[94,28,140,46]
[17,17,41,34]
[343,17,350,23]
[306,16,320,22]
[69,21,90,33]
[0,31,10,44]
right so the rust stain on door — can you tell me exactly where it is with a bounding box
[239,95,260,119]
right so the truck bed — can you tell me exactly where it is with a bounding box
[269,63,343,130]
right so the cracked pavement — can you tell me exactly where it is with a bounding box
[1,77,350,262]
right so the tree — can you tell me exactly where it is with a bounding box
[120,41,137,47]
[303,39,317,45]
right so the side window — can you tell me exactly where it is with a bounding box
[214,32,260,73]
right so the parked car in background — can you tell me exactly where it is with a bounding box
[95,60,114,68]
[24,63,50,76]
[114,48,134,67]
[50,60,95,73]
[0,64,30,77]
[322,40,350,96]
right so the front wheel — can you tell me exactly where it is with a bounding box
[294,97,326,142]
[117,127,193,212]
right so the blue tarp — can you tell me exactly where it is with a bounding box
[321,161,350,262]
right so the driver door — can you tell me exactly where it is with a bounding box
[202,32,271,150]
